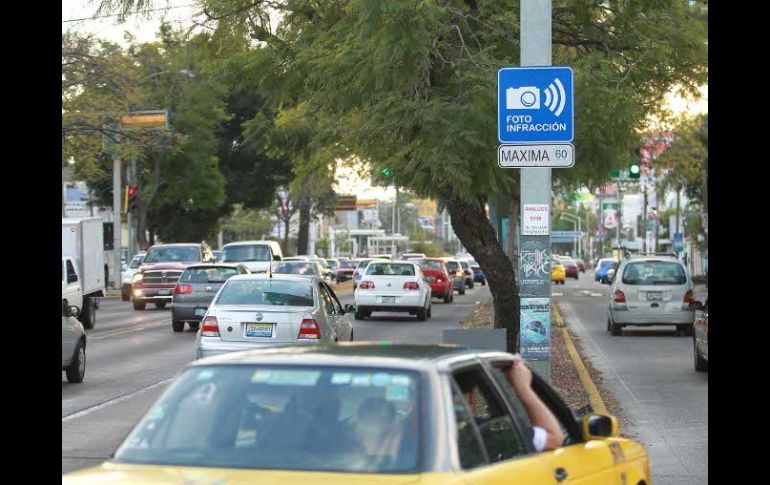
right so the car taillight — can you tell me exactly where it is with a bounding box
[404,281,420,290]
[175,284,193,294]
[436,277,443,283]
[683,290,694,303]
[613,290,626,303]
[455,271,463,277]
[359,281,375,289]
[201,316,220,337]
[298,318,321,339]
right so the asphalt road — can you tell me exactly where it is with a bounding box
[554,270,707,485]
[62,283,491,474]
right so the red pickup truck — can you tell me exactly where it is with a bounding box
[132,243,213,310]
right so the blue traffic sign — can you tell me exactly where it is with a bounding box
[498,66,574,143]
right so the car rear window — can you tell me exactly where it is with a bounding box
[221,244,272,263]
[114,365,421,473]
[180,267,239,283]
[339,261,356,269]
[273,262,318,275]
[366,263,416,276]
[419,260,444,271]
[445,261,460,271]
[216,280,314,306]
[459,261,469,269]
[622,261,687,285]
[144,246,200,263]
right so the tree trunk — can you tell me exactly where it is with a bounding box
[283,218,291,255]
[296,201,311,255]
[446,196,520,353]
[148,227,155,246]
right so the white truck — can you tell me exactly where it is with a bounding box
[62,217,105,329]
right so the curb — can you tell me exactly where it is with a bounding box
[333,281,354,292]
[552,302,608,415]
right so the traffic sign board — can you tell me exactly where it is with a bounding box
[498,144,574,168]
[498,66,574,143]
[551,231,583,238]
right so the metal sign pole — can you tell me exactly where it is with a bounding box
[520,0,552,381]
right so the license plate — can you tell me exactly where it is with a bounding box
[194,308,207,316]
[245,323,273,338]
[158,289,170,296]
[426,276,435,282]
[381,296,396,304]
[647,292,663,301]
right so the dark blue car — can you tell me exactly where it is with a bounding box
[595,258,619,283]
[470,262,486,286]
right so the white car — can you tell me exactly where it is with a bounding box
[121,252,146,301]
[220,241,283,273]
[607,255,696,336]
[62,302,86,383]
[353,260,432,321]
[195,274,353,359]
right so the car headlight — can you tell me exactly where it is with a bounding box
[133,273,143,283]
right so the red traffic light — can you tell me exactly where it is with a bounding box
[128,186,138,197]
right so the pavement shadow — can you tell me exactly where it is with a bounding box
[362,315,422,323]
[619,329,686,337]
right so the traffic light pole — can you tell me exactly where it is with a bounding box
[112,157,122,290]
[519,0,551,382]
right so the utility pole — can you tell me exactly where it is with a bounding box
[642,184,648,253]
[112,156,122,290]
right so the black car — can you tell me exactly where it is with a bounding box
[171,264,249,332]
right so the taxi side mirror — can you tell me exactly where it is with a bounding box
[582,413,619,439]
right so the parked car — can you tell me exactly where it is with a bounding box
[595,258,619,284]
[575,258,586,273]
[121,252,146,301]
[469,261,486,286]
[417,258,454,303]
[691,298,708,372]
[551,260,566,284]
[195,274,353,359]
[353,260,432,320]
[459,260,475,289]
[442,258,466,295]
[560,257,580,279]
[63,344,650,485]
[220,240,282,273]
[171,264,249,332]
[607,255,696,336]
[335,259,357,283]
[133,243,214,311]
[62,302,86,383]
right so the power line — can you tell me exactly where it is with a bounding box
[62,4,198,23]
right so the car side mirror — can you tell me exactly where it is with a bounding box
[689,301,704,311]
[344,304,356,313]
[582,414,619,439]
[67,306,80,318]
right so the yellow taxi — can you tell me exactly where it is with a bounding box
[63,344,649,484]
[552,259,566,284]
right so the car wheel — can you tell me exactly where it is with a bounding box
[607,317,612,332]
[444,292,452,303]
[481,279,486,286]
[80,298,96,330]
[155,302,167,309]
[121,291,130,302]
[459,288,465,295]
[132,299,146,311]
[189,322,200,331]
[354,310,364,320]
[694,336,708,372]
[427,305,432,318]
[468,281,474,289]
[611,321,623,336]
[66,340,86,384]
[172,320,185,332]
[417,307,427,321]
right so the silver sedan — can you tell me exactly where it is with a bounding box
[62,302,86,383]
[196,274,354,359]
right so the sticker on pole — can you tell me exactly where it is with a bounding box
[522,204,550,235]
[498,66,574,143]
[498,144,574,168]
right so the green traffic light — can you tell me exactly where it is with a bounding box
[381,167,392,177]
[629,163,640,179]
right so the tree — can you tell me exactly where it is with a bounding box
[98,0,707,351]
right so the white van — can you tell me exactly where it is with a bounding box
[220,240,283,273]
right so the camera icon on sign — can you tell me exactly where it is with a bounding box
[506,86,540,110]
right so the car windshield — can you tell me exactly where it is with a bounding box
[622,261,687,285]
[129,255,145,268]
[113,365,421,473]
[273,262,319,276]
[181,267,239,283]
[216,279,314,306]
[339,261,356,269]
[366,263,415,276]
[221,245,272,263]
[144,246,200,263]
[419,260,444,271]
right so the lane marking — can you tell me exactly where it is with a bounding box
[88,321,169,340]
[62,378,173,423]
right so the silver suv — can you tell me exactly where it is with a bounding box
[607,255,695,336]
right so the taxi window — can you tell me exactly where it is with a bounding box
[451,366,529,464]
